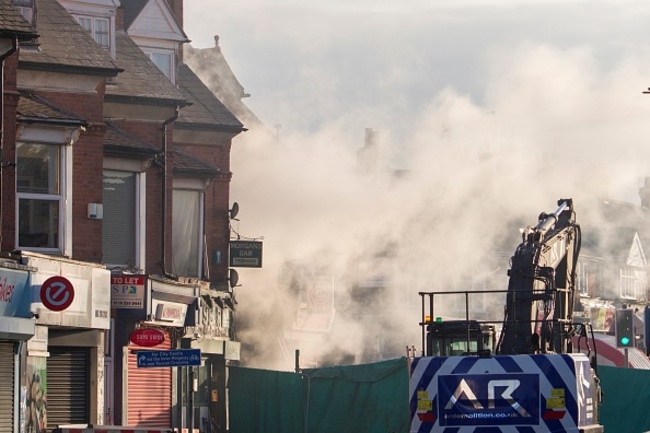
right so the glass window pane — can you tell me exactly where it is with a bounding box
[151,52,172,79]
[18,198,59,248]
[95,18,109,48]
[195,364,209,406]
[17,143,60,194]
[103,170,136,265]
[77,16,92,32]
[172,189,200,277]
[16,6,33,22]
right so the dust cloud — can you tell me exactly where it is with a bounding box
[188,42,650,370]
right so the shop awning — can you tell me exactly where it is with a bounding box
[573,332,650,369]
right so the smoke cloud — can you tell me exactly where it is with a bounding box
[184,2,650,370]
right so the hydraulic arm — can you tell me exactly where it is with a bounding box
[496,199,581,355]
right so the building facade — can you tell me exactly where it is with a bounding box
[0,0,247,432]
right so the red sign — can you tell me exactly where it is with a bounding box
[40,276,74,311]
[129,328,165,347]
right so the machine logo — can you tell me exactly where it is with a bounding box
[438,373,539,426]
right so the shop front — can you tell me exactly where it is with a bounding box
[182,288,239,433]
[23,251,111,430]
[111,274,199,429]
[0,260,36,433]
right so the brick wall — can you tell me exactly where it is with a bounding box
[208,174,233,286]
[116,119,172,276]
[175,138,234,286]
[166,0,184,62]
[166,0,184,29]
[1,53,19,251]
[31,87,107,262]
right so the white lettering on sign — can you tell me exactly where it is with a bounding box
[445,379,530,417]
[40,276,75,312]
[231,242,262,250]
[111,276,145,285]
[111,275,145,309]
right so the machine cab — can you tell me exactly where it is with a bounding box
[425,319,496,356]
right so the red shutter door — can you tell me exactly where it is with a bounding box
[126,329,172,427]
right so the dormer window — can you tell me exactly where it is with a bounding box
[142,48,175,82]
[13,0,34,24]
[74,15,110,49]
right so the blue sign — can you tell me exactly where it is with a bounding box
[0,268,32,318]
[437,373,539,426]
[137,349,201,368]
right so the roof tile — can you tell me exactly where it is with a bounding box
[19,0,119,72]
[176,63,243,130]
[174,148,220,177]
[104,122,161,157]
[0,0,37,38]
[18,92,87,124]
[106,30,185,103]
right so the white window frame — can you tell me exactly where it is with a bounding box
[577,261,590,297]
[13,0,33,24]
[15,142,72,256]
[142,47,175,82]
[15,7,34,24]
[73,14,115,57]
[620,268,640,300]
[102,158,147,270]
[172,179,206,279]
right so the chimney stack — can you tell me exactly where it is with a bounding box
[640,177,650,208]
[115,2,124,31]
[166,0,184,62]
[166,0,184,28]
[357,128,381,173]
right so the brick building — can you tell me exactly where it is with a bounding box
[0,0,248,431]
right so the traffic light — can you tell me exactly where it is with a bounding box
[616,308,635,348]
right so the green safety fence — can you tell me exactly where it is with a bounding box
[598,365,650,433]
[229,358,650,433]
[228,357,410,433]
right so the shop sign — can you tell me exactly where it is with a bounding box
[0,268,31,318]
[137,348,201,368]
[111,275,146,309]
[24,253,111,330]
[152,300,188,327]
[225,340,241,361]
[229,241,263,268]
[40,276,74,312]
[129,328,165,347]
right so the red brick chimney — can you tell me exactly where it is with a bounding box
[166,0,183,28]
[166,0,184,62]
[115,3,124,31]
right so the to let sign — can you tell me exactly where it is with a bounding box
[111,275,146,309]
[137,348,201,368]
[229,241,263,268]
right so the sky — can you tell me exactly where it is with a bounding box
[185,0,650,151]
[183,1,650,369]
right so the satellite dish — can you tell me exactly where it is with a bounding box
[229,268,239,288]
[229,202,240,220]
